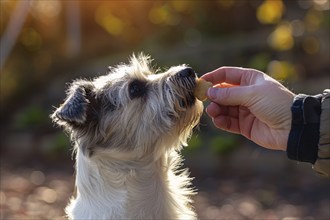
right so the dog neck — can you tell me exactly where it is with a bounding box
[67,147,196,219]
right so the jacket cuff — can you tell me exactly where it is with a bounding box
[287,94,322,164]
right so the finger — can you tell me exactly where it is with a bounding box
[202,66,266,86]
[212,115,241,134]
[206,102,221,118]
[207,86,254,106]
[206,102,238,118]
[224,105,239,118]
[238,107,255,139]
[214,82,236,88]
[201,66,252,85]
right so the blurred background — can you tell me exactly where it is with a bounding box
[1,0,329,219]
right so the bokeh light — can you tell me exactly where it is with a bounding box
[20,28,42,51]
[36,187,57,204]
[148,4,180,26]
[268,22,294,51]
[313,0,330,10]
[302,36,320,54]
[290,19,305,37]
[30,171,46,186]
[257,0,285,24]
[30,0,61,21]
[304,9,324,32]
[267,60,297,81]
[1,1,329,219]
[95,6,125,36]
[171,1,193,13]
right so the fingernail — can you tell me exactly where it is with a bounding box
[207,88,217,100]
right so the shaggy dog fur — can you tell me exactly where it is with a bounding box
[51,54,203,219]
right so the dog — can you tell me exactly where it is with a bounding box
[51,54,204,219]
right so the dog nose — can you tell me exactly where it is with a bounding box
[177,67,196,78]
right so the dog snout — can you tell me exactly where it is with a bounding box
[177,67,196,78]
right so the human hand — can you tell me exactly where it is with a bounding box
[202,67,295,151]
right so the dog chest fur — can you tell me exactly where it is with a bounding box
[66,148,195,219]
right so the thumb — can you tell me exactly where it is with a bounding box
[207,86,254,106]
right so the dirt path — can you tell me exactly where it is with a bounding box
[1,164,329,220]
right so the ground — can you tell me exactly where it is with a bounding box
[1,156,329,219]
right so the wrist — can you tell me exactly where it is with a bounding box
[277,91,294,151]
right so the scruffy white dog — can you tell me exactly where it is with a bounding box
[51,54,203,219]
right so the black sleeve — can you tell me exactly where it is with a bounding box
[286,94,322,164]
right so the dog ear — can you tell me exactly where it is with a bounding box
[51,80,97,127]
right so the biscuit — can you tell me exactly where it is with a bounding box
[194,78,213,101]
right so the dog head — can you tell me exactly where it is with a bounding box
[51,54,203,160]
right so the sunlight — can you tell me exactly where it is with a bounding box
[313,0,330,10]
[20,28,42,51]
[257,0,285,24]
[30,0,61,21]
[1,1,329,219]
[267,60,297,81]
[149,5,170,25]
[171,1,193,13]
[268,23,294,51]
[95,6,125,36]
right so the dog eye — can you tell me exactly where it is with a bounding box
[129,80,146,99]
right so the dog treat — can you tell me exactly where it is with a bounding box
[194,78,213,101]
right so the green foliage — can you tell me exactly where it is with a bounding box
[210,135,239,156]
[184,134,202,154]
[184,132,240,156]
[2,0,329,161]
[50,132,71,156]
[14,105,49,129]
[248,53,270,71]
